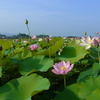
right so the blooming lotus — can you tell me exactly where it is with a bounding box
[15,39,19,42]
[79,36,94,50]
[38,38,42,41]
[30,44,39,51]
[49,35,52,38]
[32,35,37,39]
[52,60,74,75]
[22,41,28,43]
[63,37,66,39]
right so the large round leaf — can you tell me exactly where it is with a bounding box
[54,87,79,100]
[67,39,81,46]
[38,40,63,56]
[10,49,32,63]
[2,41,12,50]
[0,74,50,100]
[19,55,53,75]
[77,76,100,99]
[77,63,100,82]
[67,76,100,100]
[56,45,88,63]
[85,88,100,100]
[0,39,4,45]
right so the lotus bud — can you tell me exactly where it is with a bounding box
[84,32,87,36]
[95,32,99,35]
[94,39,99,48]
[98,40,100,43]
[45,37,49,42]
[25,19,28,24]
[0,45,2,51]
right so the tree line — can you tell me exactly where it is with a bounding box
[0,33,49,39]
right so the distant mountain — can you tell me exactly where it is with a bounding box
[3,33,16,36]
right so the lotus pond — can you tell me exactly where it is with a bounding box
[0,35,100,100]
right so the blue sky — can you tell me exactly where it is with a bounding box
[0,0,100,37]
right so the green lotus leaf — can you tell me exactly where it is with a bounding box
[2,41,12,50]
[68,39,81,46]
[0,73,50,100]
[31,50,38,56]
[49,37,63,45]
[56,45,88,63]
[78,76,100,99]
[40,41,49,48]
[89,48,98,59]
[86,88,100,100]
[39,37,62,48]
[38,40,63,56]
[10,49,32,63]
[0,55,11,66]
[77,68,93,82]
[19,55,53,75]
[37,90,56,100]
[77,63,99,82]
[61,76,100,100]
[54,86,80,100]
[0,39,5,46]
[92,63,99,77]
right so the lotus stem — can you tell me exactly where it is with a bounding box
[97,49,100,68]
[0,45,3,77]
[26,24,30,40]
[49,48,51,58]
[64,75,66,88]
[25,19,30,41]
[96,47,100,76]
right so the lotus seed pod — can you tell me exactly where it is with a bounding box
[25,19,28,24]
[0,45,2,51]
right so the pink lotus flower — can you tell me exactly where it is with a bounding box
[93,36,100,42]
[32,35,37,39]
[94,39,99,48]
[52,60,74,75]
[95,32,99,35]
[98,39,100,43]
[79,36,94,50]
[2,36,4,39]
[30,44,39,51]
[45,37,50,42]
[15,39,19,42]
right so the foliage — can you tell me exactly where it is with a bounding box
[0,74,50,100]
[0,36,100,100]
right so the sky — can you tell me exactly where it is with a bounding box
[0,0,100,37]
